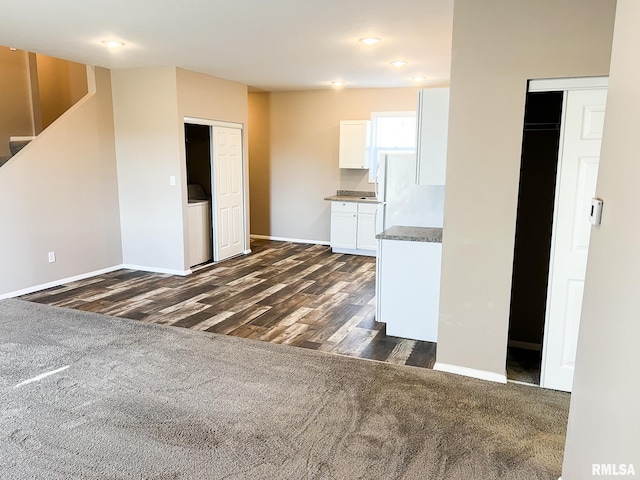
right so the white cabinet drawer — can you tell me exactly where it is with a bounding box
[357,203,378,214]
[331,201,358,213]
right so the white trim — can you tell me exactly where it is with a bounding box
[184,116,243,130]
[0,265,123,300]
[250,234,330,246]
[190,262,212,272]
[508,379,540,388]
[86,65,96,94]
[508,340,542,351]
[121,264,191,276]
[541,90,569,389]
[9,136,36,142]
[0,262,197,300]
[243,249,252,254]
[434,362,508,384]
[331,247,376,257]
[528,76,608,92]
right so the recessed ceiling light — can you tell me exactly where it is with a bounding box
[102,40,125,48]
[359,37,381,46]
[332,81,347,88]
[391,61,408,68]
[412,76,427,82]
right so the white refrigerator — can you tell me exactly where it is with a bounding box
[374,152,444,343]
[375,152,445,232]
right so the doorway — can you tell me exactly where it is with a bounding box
[185,124,213,267]
[507,78,608,391]
[184,118,247,264]
[507,91,564,385]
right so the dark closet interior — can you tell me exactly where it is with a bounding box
[507,90,564,383]
[185,123,212,197]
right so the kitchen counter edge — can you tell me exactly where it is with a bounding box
[376,226,442,243]
[324,194,381,204]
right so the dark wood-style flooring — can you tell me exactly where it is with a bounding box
[22,239,438,369]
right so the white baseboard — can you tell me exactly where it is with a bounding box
[434,362,508,384]
[0,265,123,300]
[121,264,191,276]
[0,262,196,300]
[331,246,376,257]
[9,136,36,142]
[250,234,329,246]
[508,340,542,351]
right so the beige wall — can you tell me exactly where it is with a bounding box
[248,87,424,240]
[35,54,88,130]
[563,0,640,475]
[176,68,250,260]
[111,67,186,273]
[111,67,250,272]
[0,47,34,157]
[437,0,617,376]
[248,93,271,235]
[0,67,122,296]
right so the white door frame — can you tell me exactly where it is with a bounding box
[183,116,248,261]
[526,77,608,391]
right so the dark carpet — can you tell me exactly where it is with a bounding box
[0,299,570,479]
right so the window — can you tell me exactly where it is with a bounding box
[368,111,417,182]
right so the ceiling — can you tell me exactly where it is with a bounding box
[0,0,453,92]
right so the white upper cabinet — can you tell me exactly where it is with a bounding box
[416,88,449,185]
[339,120,370,169]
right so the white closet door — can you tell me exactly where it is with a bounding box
[212,126,244,261]
[542,88,607,392]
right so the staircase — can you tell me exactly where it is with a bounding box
[0,138,33,168]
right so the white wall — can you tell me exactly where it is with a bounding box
[562,0,640,475]
[0,67,122,297]
[111,67,186,274]
[436,0,616,379]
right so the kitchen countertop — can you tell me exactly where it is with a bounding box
[376,226,443,243]
[324,190,381,204]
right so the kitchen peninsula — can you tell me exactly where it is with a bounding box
[376,226,443,342]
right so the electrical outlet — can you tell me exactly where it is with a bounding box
[48,252,56,263]
[169,175,176,186]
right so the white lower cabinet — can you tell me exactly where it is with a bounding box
[330,202,358,249]
[330,201,378,256]
[356,203,377,251]
[376,238,442,342]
